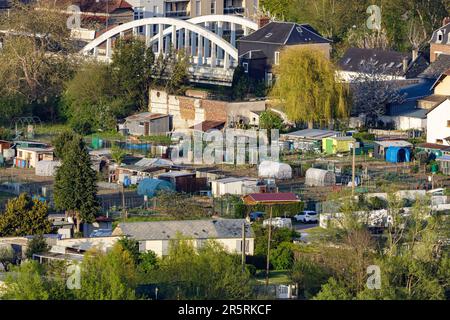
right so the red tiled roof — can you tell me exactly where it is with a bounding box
[244,193,299,204]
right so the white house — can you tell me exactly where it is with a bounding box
[427,98,450,146]
[112,219,255,257]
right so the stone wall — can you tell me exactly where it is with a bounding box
[149,89,267,130]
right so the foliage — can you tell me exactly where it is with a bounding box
[271,242,295,270]
[0,245,15,271]
[0,1,77,121]
[313,278,353,300]
[253,224,298,258]
[148,239,252,299]
[76,243,139,300]
[161,49,190,95]
[270,47,349,127]
[54,136,100,232]
[155,191,210,219]
[231,66,266,100]
[111,146,128,165]
[52,130,78,160]
[0,193,51,237]
[25,235,50,259]
[259,110,284,131]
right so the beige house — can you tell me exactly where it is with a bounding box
[14,147,54,169]
[112,219,254,257]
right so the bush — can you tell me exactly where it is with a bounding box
[271,242,295,270]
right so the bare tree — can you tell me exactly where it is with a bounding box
[349,60,406,125]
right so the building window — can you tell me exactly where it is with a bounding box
[153,5,158,16]
[211,0,216,14]
[195,0,201,15]
[274,51,280,65]
[437,31,443,43]
[243,62,249,73]
[134,7,144,33]
[448,120,450,128]
[437,139,444,144]
[139,122,145,127]
[236,240,250,253]
[266,72,273,87]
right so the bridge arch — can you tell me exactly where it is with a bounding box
[80,17,250,69]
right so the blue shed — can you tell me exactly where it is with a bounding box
[137,178,174,197]
[386,147,411,163]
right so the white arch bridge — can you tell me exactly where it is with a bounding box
[80,15,258,86]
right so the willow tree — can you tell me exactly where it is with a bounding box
[270,47,349,128]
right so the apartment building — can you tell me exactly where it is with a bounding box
[127,0,259,20]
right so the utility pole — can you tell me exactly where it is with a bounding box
[351,143,356,197]
[265,205,273,287]
[122,183,127,219]
[241,222,246,273]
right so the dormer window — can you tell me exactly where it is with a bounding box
[296,26,303,34]
[265,33,273,38]
[344,58,352,65]
[437,30,444,43]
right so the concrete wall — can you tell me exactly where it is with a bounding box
[56,237,120,252]
[427,99,450,146]
[149,89,266,130]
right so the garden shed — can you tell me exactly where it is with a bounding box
[437,155,450,175]
[258,161,292,179]
[322,136,356,155]
[137,178,174,197]
[305,168,336,187]
[35,160,61,177]
[385,147,411,163]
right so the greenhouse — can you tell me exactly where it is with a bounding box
[258,161,292,179]
[137,178,174,197]
[305,168,336,187]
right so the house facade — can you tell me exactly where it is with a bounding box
[14,147,54,169]
[427,99,450,146]
[237,21,332,85]
[112,219,255,257]
[430,17,450,63]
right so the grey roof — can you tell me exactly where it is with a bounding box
[158,171,195,178]
[339,48,414,76]
[238,22,331,45]
[374,140,413,148]
[394,108,428,119]
[239,50,267,59]
[419,54,450,79]
[430,23,450,44]
[116,219,254,240]
[282,129,341,140]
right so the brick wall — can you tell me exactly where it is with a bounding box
[430,43,450,62]
[201,100,228,122]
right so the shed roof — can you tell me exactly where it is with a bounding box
[243,193,299,205]
[374,140,413,148]
[125,112,168,122]
[115,219,254,240]
[282,129,341,140]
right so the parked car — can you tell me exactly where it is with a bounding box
[294,211,318,223]
[249,211,265,222]
[263,217,292,229]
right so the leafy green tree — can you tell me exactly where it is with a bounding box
[3,261,49,300]
[0,193,51,237]
[290,256,330,299]
[231,66,252,101]
[111,37,155,111]
[52,130,78,160]
[139,250,159,274]
[163,49,190,95]
[271,242,295,270]
[77,244,138,300]
[25,235,50,259]
[259,110,284,131]
[54,136,100,232]
[270,47,349,128]
[150,239,252,299]
[117,237,140,265]
[313,278,353,300]
[111,146,128,165]
[0,245,15,271]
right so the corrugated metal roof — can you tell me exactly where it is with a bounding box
[375,140,413,148]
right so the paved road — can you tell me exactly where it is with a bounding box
[293,222,319,232]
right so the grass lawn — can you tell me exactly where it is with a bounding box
[33,123,71,142]
[254,270,291,285]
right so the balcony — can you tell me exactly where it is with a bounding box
[224,7,245,15]
[165,10,188,18]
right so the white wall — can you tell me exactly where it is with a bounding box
[379,115,427,131]
[126,0,165,17]
[427,99,450,146]
[142,238,255,257]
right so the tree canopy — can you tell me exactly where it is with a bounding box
[270,47,349,127]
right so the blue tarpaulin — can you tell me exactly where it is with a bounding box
[137,178,174,197]
[386,147,411,163]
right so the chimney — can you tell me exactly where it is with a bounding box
[443,17,450,26]
[258,16,270,29]
[402,57,409,73]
